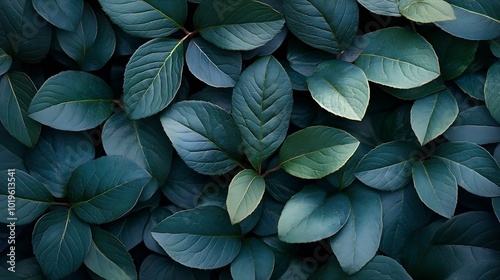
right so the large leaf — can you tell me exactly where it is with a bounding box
[33,0,84,31]
[485,62,500,124]
[356,0,400,17]
[123,38,184,119]
[307,60,369,121]
[278,185,351,243]
[0,72,41,147]
[330,184,382,274]
[68,156,152,224]
[433,142,500,197]
[398,0,455,23]
[80,9,117,71]
[28,71,114,131]
[283,0,358,54]
[32,210,91,279]
[279,126,359,179]
[160,101,242,175]
[98,0,187,38]
[232,56,292,170]
[152,206,242,269]
[444,106,500,145]
[227,169,265,224]
[355,27,440,89]
[349,256,412,279]
[139,255,206,280]
[434,0,500,40]
[410,90,458,145]
[0,47,12,75]
[231,238,275,280]
[193,0,284,51]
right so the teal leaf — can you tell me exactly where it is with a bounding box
[194,0,285,51]
[80,9,116,71]
[103,209,150,251]
[152,206,242,269]
[33,0,84,31]
[356,0,400,17]
[98,0,187,38]
[355,27,440,89]
[0,47,12,75]
[160,100,242,175]
[286,37,336,77]
[252,196,283,236]
[0,72,41,147]
[68,156,152,224]
[139,255,207,280]
[491,38,500,58]
[232,56,292,170]
[447,261,500,280]
[444,106,500,145]
[143,207,172,254]
[226,169,265,224]
[283,0,359,54]
[454,71,486,100]
[32,210,91,280]
[28,71,114,131]
[0,144,25,171]
[279,126,360,179]
[186,37,242,88]
[278,185,351,243]
[325,144,371,190]
[307,59,370,121]
[398,0,455,23]
[380,77,446,100]
[123,38,184,119]
[493,197,500,223]
[231,238,275,280]
[349,256,412,279]
[190,87,233,113]
[485,62,500,124]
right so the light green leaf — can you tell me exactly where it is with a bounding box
[307,60,370,121]
[444,106,500,145]
[123,38,184,119]
[0,47,12,75]
[485,62,500,124]
[227,169,265,224]
[399,0,455,23]
[231,238,275,280]
[33,0,84,31]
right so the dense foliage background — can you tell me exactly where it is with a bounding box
[1,0,500,279]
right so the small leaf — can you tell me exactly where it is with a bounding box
[231,238,275,280]
[227,169,265,224]
[485,62,500,124]
[399,0,455,23]
[279,126,360,179]
[0,47,12,75]
[152,206,242,269]
[33,0,84,31]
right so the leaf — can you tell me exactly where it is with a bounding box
[355,141,416,191]
[410,90,458,145]
[28,71,114,131]
[33,0,84,31]
[68,155,152,224]
[0,47,12,75]
[412,159,457,218]
[278,185,351,243]
[190,87,233,113]
[152,206,242,269]
[444,106,500,145]
[231,238,275,280]
[283,0,359,54]
[32,210,91,280]
[433,142,500,197]
[286,37,336,77]
[491,38,500,58]
[454,72,486,100]
[398,0,455,23]
[232,56,293,170]
[252,196,284,236]
[103,209,150,251]
[0,72,41,147]
[123,38,184,119]
[493,197,500,223]
[243,27,288,60]
[139,255,206,280]
[325,144,371,190]
[81,9,117,71]
[380,77,446,100]
[160,100,242,175]
[330,183,382,274]
[447,261,500,280]
[355,27,440,89]
[485,62,500,124]
[307,59,370,121]
[143,207,172,254]
[356,0,400,17]
[0,145,25,171]
[434,0,500,40]
[193,0,285,51]
[227,169,265,224]
[186,37,242,88]
[349,256,412,280]
[98,0,187,38]
[84,226,137,280]
[279,126,360,179]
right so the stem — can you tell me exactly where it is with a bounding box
[51,201,71,207]
[262,165,281,177]
[409,21,417,33]
[113,99,125,110]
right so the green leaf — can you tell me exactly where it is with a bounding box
[139,255,206,280]
[104,209,150,251]
[324,144,371,190]
[444,106,500,145]
[227,169,265,224]
[123,38,184,119]
[84,226,137,280]
[355,27,440,89]
[447,261,500,280]
[143,207,172,254]
[0,170,52,225]
[80,9,116,71]
[485,62,500,124]
[286,37,336,77]
[279,126,359,179]
[33,0,84,31]
[190,87,233,112]
[194,0,284,51]
[253,196,283,236]
[355,141,416,191]
[0,72,41,147]
[0,144,25,171]
[186,37,242,88]
[278,185,351,243]
[357,0,400,17]
[28,71,114,131]
[307,59,370,121]
[399,0,455,23]
[32,210,91,280]
[310,256,348,280]
[412,159,457,218]
[380,77,446,100]
[0,47,12,76]
[349,255,412,280]
[330,183,382,274]
[98,0,187,38]
[433,142,500,197]
[283,0,359,54]
[231,238,275,280]
[454,72,486,100]
[410,90,458,145]
[434,0,500,40]
[102,111,172,185]
[68,156,152,224]
[152,206,242,269]
[232,56,292,170]
[160,100,242,175]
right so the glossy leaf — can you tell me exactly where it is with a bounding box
[444,106,500,145]
[485,62,500,124]
[227,169,265,224]
[398,0,455,23]
[33,0,84,31]
[123,38,184,119]
[230,238,275,280]
[356,0,400,17]
[0,47,12,75]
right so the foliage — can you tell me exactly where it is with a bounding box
[0,0,499,279]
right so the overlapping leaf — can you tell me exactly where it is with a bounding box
[231,238,275,280]
[444,106,500,145]
[226,169,265,224]
[398,0,455,23]
[0,47,12,75]
[485,62,500,124]
[33,0,84,31]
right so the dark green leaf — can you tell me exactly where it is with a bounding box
[357,0,400,17]
[380,77,446,100]
[485,62,500,124]
[243,27,288,60]
[349,255,412,280]
[310,256,348,280]
[33,0,84,31]
[444,106,500,145]
[239,202,263,235]
[0,144,25,171]
[493,197,500,223]
[491,38,500,58]
[81,9,116,71]
[104,209,150,251]
[399,0,455,23]
[252,196,283,236]
[227,169,265,224]
[265,167,303,202]
[0,47,12,75]
[231,238,275,280]
[454,71,486,100]
[139,255,207,280]
[447,261,500,280]
[143,207,172,254]
[190,87,232,113]
[286,37,336,77]
[325,144,371,191]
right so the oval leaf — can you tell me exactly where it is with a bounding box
[350,255,412,280]
[485,62,500,124]
[33,0,84,31]
[230,238,275,280]
[444,106,500,145]
[227,169,265,224]
[81,9,117,71]
[399,0,455,23]
[454,72,486,101]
